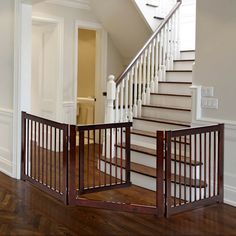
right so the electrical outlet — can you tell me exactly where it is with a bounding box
[201,98,219,109]
[201,87,214,97]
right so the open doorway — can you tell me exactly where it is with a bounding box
[76,29,96,125]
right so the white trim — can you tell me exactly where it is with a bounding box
[45,0,91,10]
[224,184,236,207]
[32,15,64,122]
[0,108,13,117]
[73,20,108,125]
[13,0,23,180]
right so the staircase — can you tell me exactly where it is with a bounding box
[116,50,197,200]
[104,1,203,202]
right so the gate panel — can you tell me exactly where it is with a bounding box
[75,122,132,195]
[21,112,68,204]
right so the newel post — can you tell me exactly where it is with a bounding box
[103,75,116,159]
[106,75,116,123]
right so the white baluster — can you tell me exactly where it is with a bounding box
[115,85,120,123]
[120,79,124,122]
[176,8,181,59]
[133,62,138,117]
[129,67,134,121]
[106,75,116,123]
[169,14,175,70]
[146,45,152,104]
[150,40,155,93]
[124,74,129,122]
[138,56,143,117]
[161,25,167,81]
[142,50,147,105]
[159,29,164,81]
[166,19,171,70]
[154,34,159,93]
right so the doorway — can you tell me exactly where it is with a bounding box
[76,29,96,125]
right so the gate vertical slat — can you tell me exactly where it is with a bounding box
[165,131,172,218]
[79,130,85,194]
[21,112,26,180]
[69,125,76,205]
[156,131,164,217]
[218,124,224,202]
[125,126,131,184]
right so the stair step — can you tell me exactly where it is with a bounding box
[130,129,191,144]
[154,16,164,20]
[142,105,191,112]
[166,70,192,82]
[142,105,191,123]
[158,81,192,95]
[146,3,158,8]
[180,50,195,60]
[133,116,191,128]
[151,93,191,97]
[101,157,205,187]
[116,143,200,166]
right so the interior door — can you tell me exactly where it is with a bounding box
[31,22,59,121]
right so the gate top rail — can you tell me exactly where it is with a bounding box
[22,112,67,130]
[76,122,132,131]
[166,124,224,137]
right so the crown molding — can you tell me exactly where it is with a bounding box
[45,0,90,10]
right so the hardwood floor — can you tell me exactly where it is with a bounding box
[0,172,236,235]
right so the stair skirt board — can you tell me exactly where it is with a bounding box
[133,119,189,132]
[158,83,192,95]
[99,160,205,202]
[150,94,192,109]
[141,106,191,123]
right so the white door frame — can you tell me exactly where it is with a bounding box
[13,0,64,179]
[74,20,107,125]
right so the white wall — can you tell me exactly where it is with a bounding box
[0,1,14,177]
[194,0,236,206]
[107,35,124,78]
[0,1,14,110]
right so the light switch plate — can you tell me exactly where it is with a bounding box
[201,87,214,97]
[201,98,218,109]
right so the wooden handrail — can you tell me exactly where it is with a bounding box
[115,0,182,86]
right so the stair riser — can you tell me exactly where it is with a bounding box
[166,72,192,82]
[130,133,191,155]
[180,51,195,60]
[142,107,192,123]
[150,95,191,109]
[174,61,194,70]
[159,83,191,95]
[100,161,204,201]
[133,119,188,132]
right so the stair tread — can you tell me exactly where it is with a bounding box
[174,59,195,62]
[159,81,192,84]
[150,93,191,98]
[154,16,164,20]
[130,129,191,144]
[142,104,191,112]
[117,143,201,166]
[166,70,192,72]
[134,116,191,127]
[181,50,195,53]
[101,157,205,187]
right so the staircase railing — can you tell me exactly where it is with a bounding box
[106,0,182,124]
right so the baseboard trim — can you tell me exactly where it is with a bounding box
[224,184,236,207]
[0,156,13,178]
